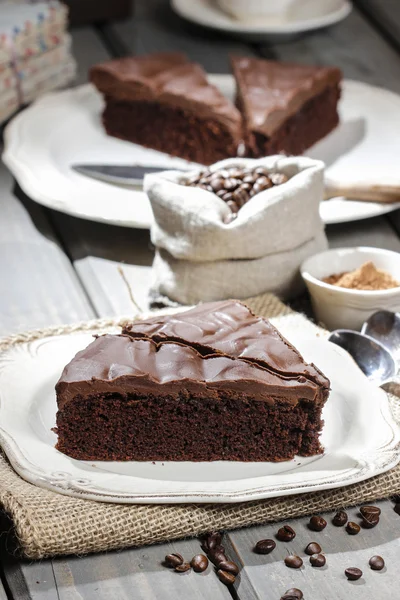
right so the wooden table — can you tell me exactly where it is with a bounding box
[1,1,400,598]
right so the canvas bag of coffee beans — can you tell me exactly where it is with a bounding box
[145,156,328,305]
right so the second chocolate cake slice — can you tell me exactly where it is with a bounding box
[90,52,242,165]
[231,55,342,157]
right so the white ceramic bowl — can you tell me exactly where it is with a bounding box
[216,0,298,19]
[301,247,400,331]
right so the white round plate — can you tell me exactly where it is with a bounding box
[0,326,399,503]
[171,0,352,40]
[3,77,400,228]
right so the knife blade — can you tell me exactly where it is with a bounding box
[72,164,189,187]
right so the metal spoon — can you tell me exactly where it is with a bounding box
[361,310,400,363]
[328,329,398,393]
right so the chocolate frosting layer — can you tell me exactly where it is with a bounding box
[90,52,242,131]
[231,55,342,136]
[122,300,329,390]
[56,334,322,410]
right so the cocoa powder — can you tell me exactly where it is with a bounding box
[323,261,399,291]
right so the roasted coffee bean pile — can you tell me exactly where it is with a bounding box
[201,531,240,586]
[183,166,289,222]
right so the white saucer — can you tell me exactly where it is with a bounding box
[0,324,398,503]
[171,0,352,40]
[4,76,400,229]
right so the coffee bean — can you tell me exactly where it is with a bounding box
[254,166,270,177]
[201,531,222,553]
[332,510,348,526]
[175,562,191,573]
[345,567,362,581]
[361,515,379,529]
[284,555,303,569]
[226,199,239,213]
[208,545,227,567]
[224,178,241,191]
[217,569,236,585]
[243,174,257,184]
[310,554,326,567]
[191,554,209,573]
[254,539,276,554]
[239,182,252,192]
[210,177,225,193]
[305,542,321,555]
[346,521,361,535]
[199,176,212,185]
[164,553,183,568]
[309,516,327,531]
[276,525,296,542]
[391,494,400,503]
[227,168,245,179]
[281,589,303,600]
[360,506,381,519]
[206,185,213,193]
[369,555,385,571]
[394,503,400,516]
[217,560,239,576]
[270,172,289,185]
[232,188,249,207]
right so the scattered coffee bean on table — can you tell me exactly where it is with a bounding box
[190,554,209,573]
[345,567,363,581]
[309,516,327,531]
[360,506,381,518]
[305,542,322,555]
[310,554,326,567]
[254,539,276,554]
[281,589,303,600]
[164,553,184,568]
[217,569,236,586]
[208,547,226,567]
[369,555,385,571]
[332,510,348,526]
[217,560,239,576]
[346,521,361,535]
[394,503,400,516]
[284,555,303,569]
[361,515,379,529]
[183,166,290,222]
[277,525,296,541]
[175,562,191,573]
[204,531,222,552]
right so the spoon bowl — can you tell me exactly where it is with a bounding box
[328,329,397,386]
[361,310,400,362]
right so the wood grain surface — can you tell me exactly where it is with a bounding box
[1,2,400,599]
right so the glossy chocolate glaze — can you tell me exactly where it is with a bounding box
[56,334,323,410]
[231,55,342,136]
[122,300,329,390]
[90,52,242,130]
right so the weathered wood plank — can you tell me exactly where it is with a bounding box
[110,0,256,70]
[0,174,94,337]
[49,213,154,315]
[227,499,398,600]
[356,0,400,51]
[327,215,400,251]
[51,539,232,600]
[267,8,400,94]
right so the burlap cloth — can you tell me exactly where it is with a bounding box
[0,293,399,560]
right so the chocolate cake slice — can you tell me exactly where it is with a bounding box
[90,52,242,165]
[55,301,330,462]
[231,55,342,157]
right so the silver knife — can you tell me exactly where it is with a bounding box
[72,164,189,187]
